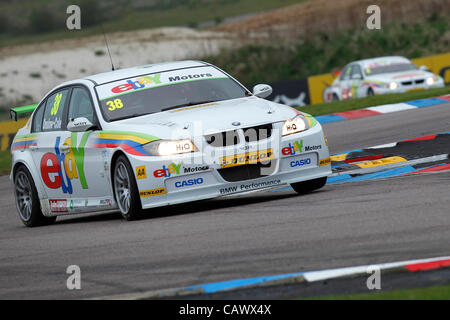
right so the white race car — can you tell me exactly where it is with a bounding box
[10,60,331,227]
[323,56,444,101]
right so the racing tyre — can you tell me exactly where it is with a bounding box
[332,93,339,101]
[367,88,375,97]
[290,177,327,195]
[14,165,56,227]
[113,155,142,221]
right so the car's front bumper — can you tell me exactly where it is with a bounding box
[373,80,444,95]
[128,123,331,209]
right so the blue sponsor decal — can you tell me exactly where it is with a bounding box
[290,158,312,168]
[175,177,204,188]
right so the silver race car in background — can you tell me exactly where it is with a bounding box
[10,60,331,227]
[323,56,444,101]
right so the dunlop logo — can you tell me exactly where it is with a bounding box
[139,188,166,197]
[319,157,331,166]
[220,149,274,169]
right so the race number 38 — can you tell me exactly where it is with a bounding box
[106,98,124,111]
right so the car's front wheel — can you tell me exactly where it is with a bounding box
[290,177,327,195]
[113,155,142,221]
[14,165,56,227]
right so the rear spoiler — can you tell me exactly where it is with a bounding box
[10,104,38,121]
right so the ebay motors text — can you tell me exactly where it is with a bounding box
[153,162,181,178]
[111,72,214,94]
[282,140,322,156]
[40,133,90,194]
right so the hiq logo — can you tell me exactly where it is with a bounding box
[290,158,312,168]
[153,162,181,178]
[40,133,90,194]
[175,178,204,188]
[282,140,303,156]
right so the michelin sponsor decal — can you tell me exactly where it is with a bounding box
[220,179,281,195]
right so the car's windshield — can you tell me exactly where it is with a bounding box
[364,63,417,76]
[95,66,248,121]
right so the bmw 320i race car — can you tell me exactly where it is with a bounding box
[323,56,444,101]
[10,60,331,227]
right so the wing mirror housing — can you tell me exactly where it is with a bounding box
[253,84,273,99]
[419,65,430,72]
[67,117,94,132]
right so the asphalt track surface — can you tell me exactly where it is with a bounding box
[0,103,449,299]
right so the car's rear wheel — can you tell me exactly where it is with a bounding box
[367,88,375,97]
[113,155,142,221]
[290,177,327,195]
[14,165,56,227]
[332,93,339,101]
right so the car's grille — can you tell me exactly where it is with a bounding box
[401,79,425,86]
[243,124,272,142]
[205,124,273,147]
[218,161,276,182]
[205,130,240,147]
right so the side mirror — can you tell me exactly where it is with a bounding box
[419,65,429,72]
[67,117,94,132]
[253,84,273,99]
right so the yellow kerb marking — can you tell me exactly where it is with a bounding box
[355,156,406,168]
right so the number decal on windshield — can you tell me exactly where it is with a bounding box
[106,98,124,111]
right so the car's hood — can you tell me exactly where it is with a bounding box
[102,96,298,139]
[367,70,433,83]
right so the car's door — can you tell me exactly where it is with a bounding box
[338,64,352,100]
[31,88,74,208]
[64,86,110,203]
[350,64,364,99]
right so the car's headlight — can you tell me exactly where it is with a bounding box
[426,76,436,85]
[142,139,197,156]
[281,116,309,136]
[389,82,398,90]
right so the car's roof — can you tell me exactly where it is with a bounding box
[83,60,210,85]
[353,56,410,66]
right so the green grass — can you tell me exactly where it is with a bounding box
[0,0,304,48]
[206,14,450,87]
[298,86,450,116]
[0,150,12,176]
[309,285,450,300]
